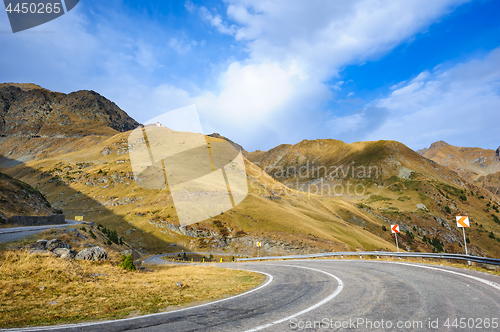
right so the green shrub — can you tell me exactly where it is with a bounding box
[89,230,97,239]
[119,255,136,271]
[459,194,467,202]
[444,206,452,214]
[382,226,387,232]
[430,237,444,252]
[489,232,496,239]
[493,215,500,224]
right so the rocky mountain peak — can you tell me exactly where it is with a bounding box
[0,83,139,138]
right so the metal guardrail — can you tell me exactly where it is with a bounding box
[236,251,500,266]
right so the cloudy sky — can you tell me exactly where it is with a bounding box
[1,0,499,152]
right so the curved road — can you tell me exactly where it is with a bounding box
[6,258,500,332]
[0,220,81,243]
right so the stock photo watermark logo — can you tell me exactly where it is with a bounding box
[257,162,380,198]
[3,0,79,33]
[128,105,249,227]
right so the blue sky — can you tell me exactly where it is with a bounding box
[1,0,499,152]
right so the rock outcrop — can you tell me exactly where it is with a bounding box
[53,248,76,259]
[75,246,108,261]
[30,239,72,251]
[0,83,139,138]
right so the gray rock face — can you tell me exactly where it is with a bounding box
[46,239,71,251]
[31,239,48,250]
[75,246,108,261]
[416,203,428,211]
[53,248,76,259]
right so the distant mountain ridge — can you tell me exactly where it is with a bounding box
[0,83,139,138]
[418,141,500,177]
[1,83,499,257]
[418,141,500,195]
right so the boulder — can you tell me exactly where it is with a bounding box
[417,204,429,211]
[75,246,108,261]
[31,239,48,250]
[496,147,500,161]
[53,248,76,259]
[46,239,71,251]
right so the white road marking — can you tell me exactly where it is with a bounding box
[243,264,344,332]
[381,261,500,291]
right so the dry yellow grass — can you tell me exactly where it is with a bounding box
[0,251,264,328]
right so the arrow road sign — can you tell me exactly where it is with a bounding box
[391,225,400,234]
[456,216,470,228]
[256,242,262,248]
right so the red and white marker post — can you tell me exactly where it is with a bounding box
[391,224,400,252]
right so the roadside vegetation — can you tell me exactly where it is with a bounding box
[0,250,264,328]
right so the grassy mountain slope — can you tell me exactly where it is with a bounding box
[248,139,500,257]
[0,171,56,223]
[1,83,498,257]
[1,132,398,255]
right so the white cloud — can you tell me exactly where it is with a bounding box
[179,0,469,150]
[367,47,500,150]
[225,0,468,79]
[187,1,237,35]
[2,0,479,152]
[168,37,198,55]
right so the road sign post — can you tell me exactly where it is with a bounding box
[391,225,400,253]
[256,241,262,257]
[462,228,468,255]
[456,216,470,253]
[456,216,471,265]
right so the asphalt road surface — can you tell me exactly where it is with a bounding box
[6,259,500,332]
[0,220,81,243]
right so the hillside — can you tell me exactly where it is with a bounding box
[418,141,500,178]
[0,83,139,137]
[0,171,56,223]
[0,134,396,255]
[418,141,500,195]
[248,139,500,257]
[0,83,139,165]
[1,84,498,258]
